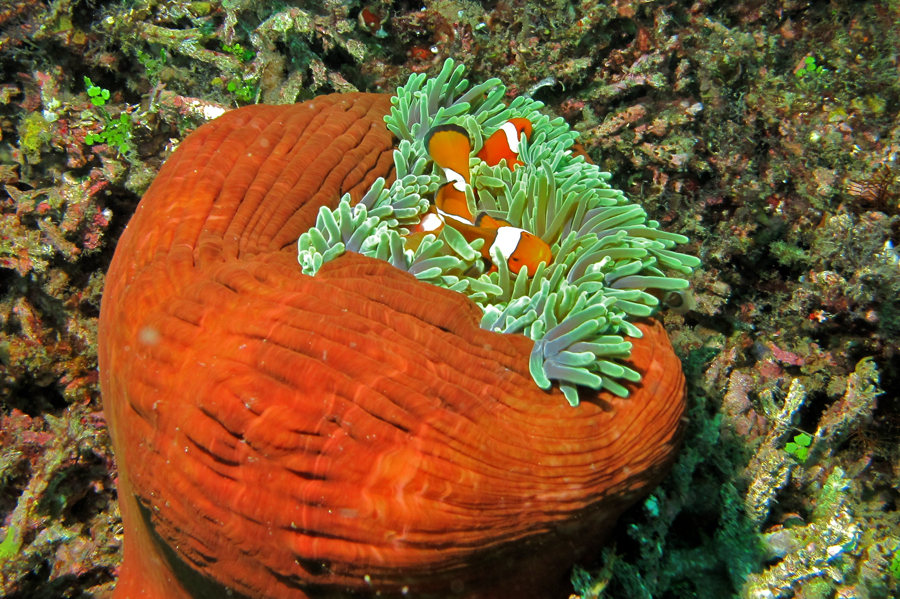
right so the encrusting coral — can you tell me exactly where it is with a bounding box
[299,59,699,406]
[98,68,692,599]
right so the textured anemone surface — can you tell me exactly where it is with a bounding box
[99,93,686,599]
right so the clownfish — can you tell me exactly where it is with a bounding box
[421,123,553,275]
[451,218,552,275]
[424,124,474,223]
[477,118,533,169]
[405,205,552,275]
[405,206,508,242]
[403,205,446,253]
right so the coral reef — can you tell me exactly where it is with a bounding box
[0,0,898,597]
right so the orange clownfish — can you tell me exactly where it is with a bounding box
[405,206,552,275]
[451,217,552,275]
[421,122,553,275]
[477,118,533,169]
[403,205,446,253]
[425,124,474,224]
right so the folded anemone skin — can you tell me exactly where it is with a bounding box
[98,93,687,599]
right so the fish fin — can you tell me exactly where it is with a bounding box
[425,124,471,180]
[402,231,428,253]
[408,206,445,235]
[436,184,474,223]
[477,119,532,168]
[474,212,512,229]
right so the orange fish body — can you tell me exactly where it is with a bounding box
[425,124,471,182]
[492,227,551,274]
[408,205,445,235]
[404,204,446,252]
[423,121,551,274]
[477,118,533,169]
[445,218,552,275]
[434,187,472,224]
[426,124,475,223]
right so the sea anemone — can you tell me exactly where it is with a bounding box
[99,71,692,599]
[298,59,699,406]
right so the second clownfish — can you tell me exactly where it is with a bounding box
[405,205,552,275]
[477,118,533,169]
[454,214,552,275]
[424,124,474,224]
[420,122,552,275]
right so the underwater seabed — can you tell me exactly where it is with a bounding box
[1,0,899,597]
